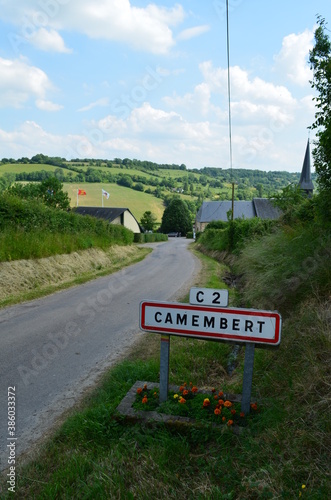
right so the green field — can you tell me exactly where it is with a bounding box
[65,182,166,222]
[0,163,58,175]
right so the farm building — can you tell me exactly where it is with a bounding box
[195,199,281,232]
[74,207,142,233]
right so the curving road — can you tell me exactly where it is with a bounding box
[0,238,201,471]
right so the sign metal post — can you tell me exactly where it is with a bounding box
[241,343,255,414]
[159,334,170,403]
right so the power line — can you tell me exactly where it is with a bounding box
[226,0,233,177]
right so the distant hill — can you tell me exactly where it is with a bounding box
[0,154,316,224]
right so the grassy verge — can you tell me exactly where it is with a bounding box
[0,246,152,309]
[1,248,330,498]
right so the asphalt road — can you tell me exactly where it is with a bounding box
[0,238,201,471]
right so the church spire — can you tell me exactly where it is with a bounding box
[299,139,314,196]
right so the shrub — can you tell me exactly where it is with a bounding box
[133,233,168,243]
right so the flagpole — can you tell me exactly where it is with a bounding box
[102,190,103,207]
[77,189,78,207]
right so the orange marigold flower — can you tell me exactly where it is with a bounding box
[224,400,232,408]
[203,398,210,407]
[137,388,143,394]
[189,382,193,387]
[227,419,234,426]
[179,385,185,392]
[240,412,245,418]
[211,387,216,393]
[218,391,224,397]
[179,397,186,404]
[183,389,189,396]
[222,416,226,422]
[250,403,258,411]
[214,408,221,415]
[218,399,225,406]
[142,396,148,404]
[143,384,147,390]
[231,409,236,415]
[183,382,187,386]
[153,392,158,397]
[214,395,219,400]
[191,386,198,393]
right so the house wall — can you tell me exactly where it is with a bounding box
[111,216,121,225]
[123,211,141,233]
[195,221,209,233]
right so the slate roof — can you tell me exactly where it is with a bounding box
[299,139,314,192]
[75,206,129,222]
[253,198,281,220]
[196,198,280,223]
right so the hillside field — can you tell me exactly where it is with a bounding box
[65,182,166,222]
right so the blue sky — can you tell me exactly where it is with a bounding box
[0,0,330,172]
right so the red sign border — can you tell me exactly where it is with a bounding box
[140,301,281,346]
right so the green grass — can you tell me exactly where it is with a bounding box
[0,163,58,176]
[0,227,132,261]
[64,182,166,222]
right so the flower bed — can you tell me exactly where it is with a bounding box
[131,382,259,428]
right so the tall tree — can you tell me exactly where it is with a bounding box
[309,16,331,192]
[140,211,157,231]
[160,198,192,235]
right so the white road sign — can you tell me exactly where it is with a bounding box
[140,301,281,346]
[189,287,229,307]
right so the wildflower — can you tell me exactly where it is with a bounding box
[214,408,221,415]
[143,384,147,390]
[302,485,306,489]
[203,398,210,407]
[183,389,189,396]
[137,388,143,394]
[179,385,185,392]
[191,386,198,393]
[153,392,158,398]
[174,394,179,399]
[189,382,193,387]
[218,391,224,397]
[250,402,258,411]
[179,397,186,404]
[183,382,187,386]
[214,395,219,400]
[227,419,234,426]
[231,409,236,415]
[222,416,226,422]
[240,412,245,418]
[218,399,224,406]
[142,396,148,404]
[211,387,216,393]
[224,401,232,408]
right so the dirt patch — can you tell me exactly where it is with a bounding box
[0,245,144,303]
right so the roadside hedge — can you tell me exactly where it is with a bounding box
[133,233,168,243]
[198,217,278,253]
[0,193,134,245]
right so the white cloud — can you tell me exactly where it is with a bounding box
[78,98,110,112]
[0,0,185,54]
[36,99,63,111]
[177,25,210,41]
[0,57,51,108]
[0,121,76,157]
[200,61,295,105]
[30,28,72,53]
[274,29,314,86]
